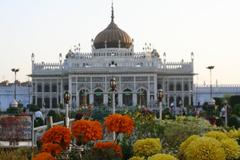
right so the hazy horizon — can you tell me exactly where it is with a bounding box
[0,0,240,85]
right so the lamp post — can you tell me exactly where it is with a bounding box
[110,78,116,114]
[11,68,19,100]
[110,78,116,140]
[158,89,164,120]
[206,66,214,100]
[64,91,71,128]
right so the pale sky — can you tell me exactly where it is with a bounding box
[0,0,240,85]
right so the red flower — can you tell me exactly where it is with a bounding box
[33,152,56,160]
[94,141,123,158]
[71,120,103,144]
[41,143,63,155]
[104,114,134,135]
[41,125,71,149]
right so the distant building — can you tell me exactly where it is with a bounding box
[193,84,240,105]
[30,5,194,111]
[0,81,31,111]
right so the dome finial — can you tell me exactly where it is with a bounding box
[111,0,114,22]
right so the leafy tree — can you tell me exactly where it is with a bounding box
[229,95,240,107]
[27,104,40,112]
[232,104,240,117]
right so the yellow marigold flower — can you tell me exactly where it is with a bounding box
[205,131,229,141]
[179,135,200,153]
[179,135,200,157]
[129,156,145,160]
[133,138,161,157]
[184,137,226,160]
[226,129,240,140]
[148,153,178,160]
[221,138,240,160]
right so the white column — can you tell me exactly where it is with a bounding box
[147,76,150,106]
[154,75,158,102]
[104,76,108,105]
[60,78,63,104]
[69,76,72,110]
[119,77,122,107]
[76,90,79,108]
[34,81,37,105]
[90,77,93,104]
[181,78,184,106]
[118,93,123,107]
[133,76,137,106]
[50,80,52,109]
[189,79,192,106]
[42,81,44,108]
[90,93,94,104]
[104,93,108,105]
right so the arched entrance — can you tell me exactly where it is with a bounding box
[94,89,104,106]
[137,88,147,106]
[123,89,133,106]
[79,89,89,106]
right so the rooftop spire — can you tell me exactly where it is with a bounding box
[111,0,114,22]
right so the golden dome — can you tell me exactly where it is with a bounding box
[93,4,133,49]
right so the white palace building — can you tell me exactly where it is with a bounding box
[30,6,195,111]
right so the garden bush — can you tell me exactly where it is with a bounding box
[148,153,178,160]
[184,137,226,160]
[0,148,32,160]
[133,138,161,158]
[159,116,213,153]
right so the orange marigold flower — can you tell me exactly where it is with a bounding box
[104,114,134,135]
[33,152,56,160]
[41,125,71,149]
[71,120,103,144]
[94,141,123,158]
[41,143,63,155]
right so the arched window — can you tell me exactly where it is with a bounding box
[123,89,132,106]
[94,89,103,106]
[79,89,89,106]
[137,88,147,106]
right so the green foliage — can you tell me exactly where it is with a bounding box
[92,105,111,122]
[214,97,224,106]
[228,115,240,128]
[232,104,240,116]
[229,95,240,107]
[27,104,40,112]
[159,116,214,153]
[6,107,22,114]
[34,117,44,127]
[47,110,64,122]
[121,136,134,160]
